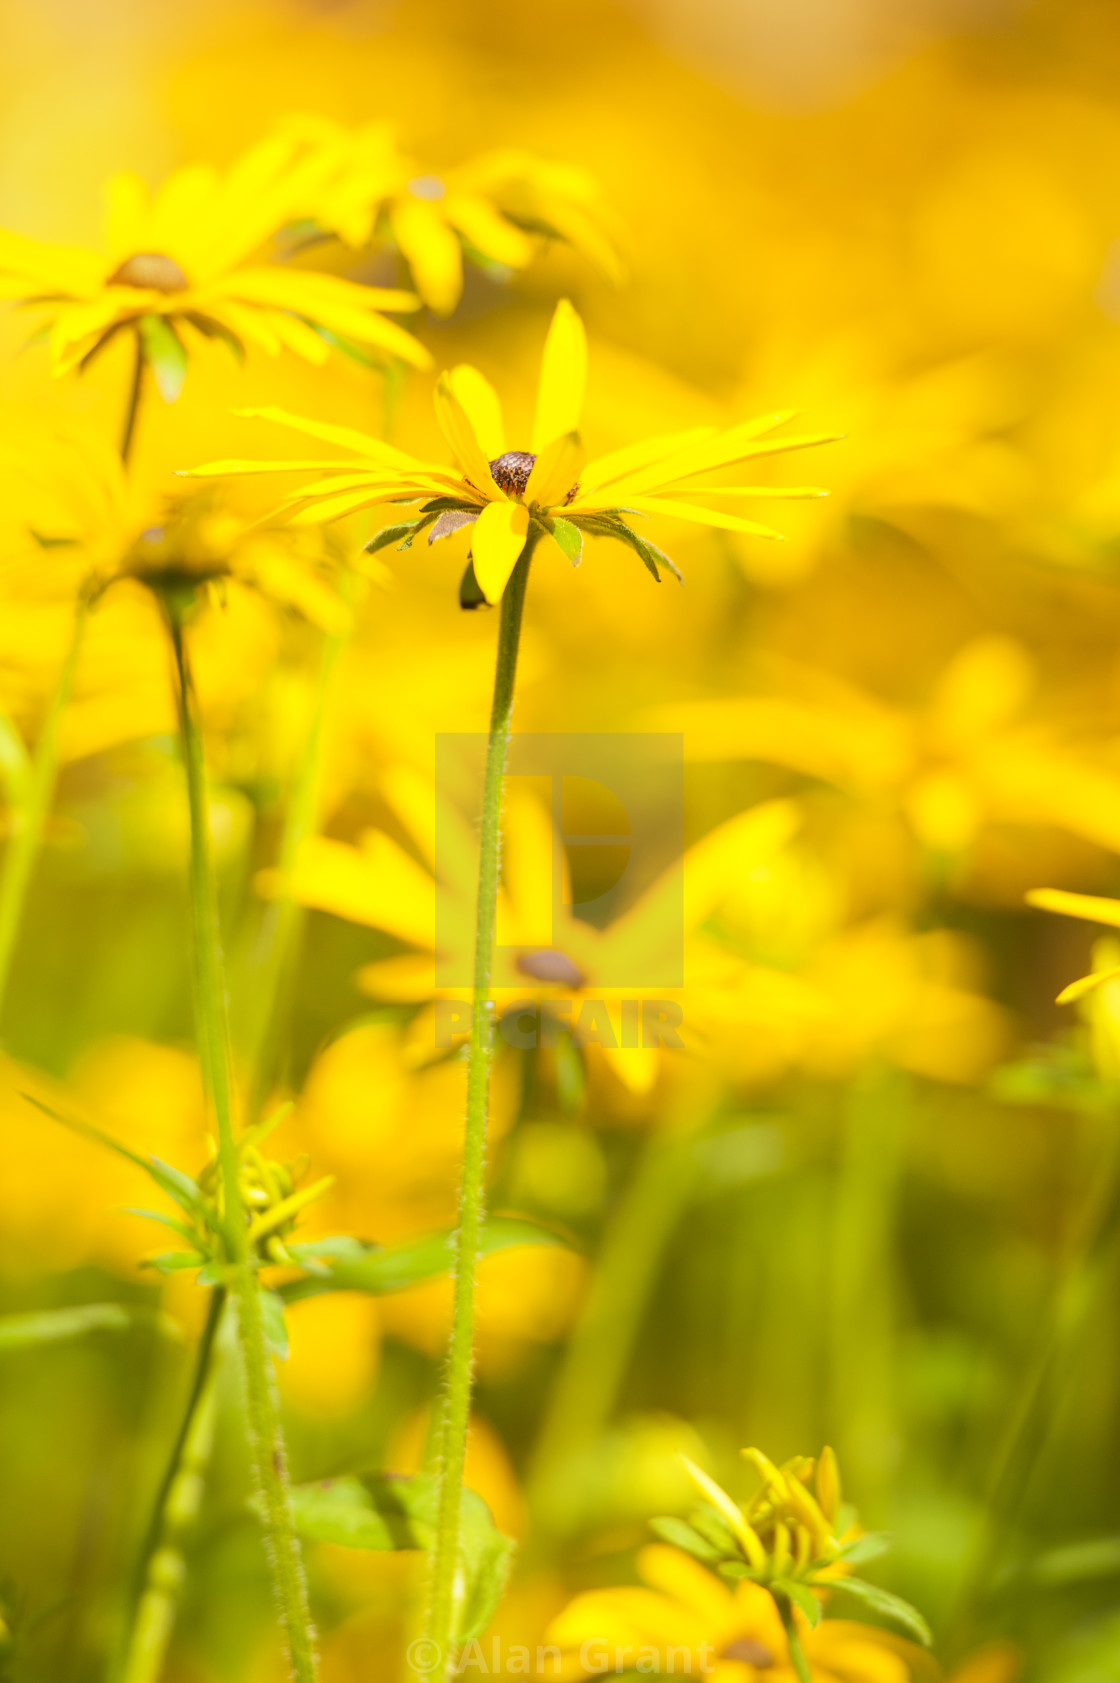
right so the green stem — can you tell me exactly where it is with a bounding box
[117,1288,226,1683]
[121,332,146,468]
[423,543,535,1677]
[244,610,351,1119]
[167,603,317,1682]
[0,593,89,1024]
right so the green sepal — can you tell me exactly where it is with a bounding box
[717,1560,757,1583]
[604,518,684,584]
[689,1504,742,1556]
[279,1216,567,1306]
[833,1532,892,1568]
[420,496,476,515]
[459,558,489,611]
[142,1250,208,1274]
[364,520,426,555]
[544,515,582,565]
[138,314,189,403]
[184,312,245,364]
[775,1578,822,1628]
[816,1577,932,1646]
[258,1285,289,1360]
[121,1206,198,1243]
[649,1517,724,1562]
[21,1095,204,1216]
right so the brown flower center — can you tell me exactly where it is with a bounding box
[516,948,586,989]
[487,449,580,505]
[722,1639,775,1668]
[489,450,537,496]
[107,252,190,293]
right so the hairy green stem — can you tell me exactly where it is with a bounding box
[117,1288,226,1683]
[0,593,89,1024]
[168,604,317,1682]
[423,544,535,1677]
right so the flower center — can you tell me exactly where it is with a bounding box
[488,449,580,505]
[489,450,537,496]
[516,948,586,989]
[722,1639,774,1668]
[107,252,190,293]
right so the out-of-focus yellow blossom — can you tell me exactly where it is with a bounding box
[646,635,1120,890]
[1026,892,1120,1055]
[186,298,835,603]
[546,1544,922,1683]
[278,116,624,315]
[0,135,428,379]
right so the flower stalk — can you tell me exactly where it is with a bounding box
[422,539,536,1677]
[166,596,318,1682]
[0,590,90,1025]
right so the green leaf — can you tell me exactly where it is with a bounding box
[121,1206,198,1243]
[783,1610,813,1683]
[421,496,475,515]
[279,1217,567,1306]
[459,557,489,611]
[717,1560,756,1582]
[0,1303,131,1350]
[689,1504,741,1556]
[143,1250,207,1274]
[148,1156,205,1215]
[21,1094,203,1215]
[286,1470,513,1639]
[258,1286,289,1360]
[819,1577,932,1646]
[774,1579,822,1628]
[365,520,426,555]
[546,516,582,566]
[833,1532,892,1568]
[138,314,189,403]
[608,519,684,584]
[649,1517,724,1562]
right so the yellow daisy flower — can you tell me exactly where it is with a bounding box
[184,299,836,604]
[0,134,429,389]
[547,1544,926,1683]
[280,116,623,316]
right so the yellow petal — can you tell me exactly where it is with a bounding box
[391,196,463,316]
[581,428,718,496]
[621,497,784,536]
[435,373,500,493]
[471,500,530,602]
[525,430,585,507]
[443,192,535,267]
[231,406,420,468]
[1056,966,1120,1006]
[1026,888,1120,929]
[446,364,506,458]
[531,298,586,452]
[103,171,151,260]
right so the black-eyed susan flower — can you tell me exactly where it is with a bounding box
[279,117,623,316]
[184,299,835,604]
[0,134,429,391]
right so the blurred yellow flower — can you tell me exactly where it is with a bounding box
[0,135,429,382]
[186,298,835,603]
[546,1544,922,1683]
[280,117,623,315]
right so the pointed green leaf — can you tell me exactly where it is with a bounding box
[774,1578,822,1628]
[545,516,582,566]
[650,1517,724,1562]
[138,314,189,403]
[365,520,425,555]
[148,1156,204,1215]
[782,1609,812,1683]
[279,1217,567,1305]
[820,1577,932,1646]
[142,1250,207,1274]
[288,1474,429,1550]
[21,1094,202,1214]
[833,1532,892,1568]
[121,1206,198,1243]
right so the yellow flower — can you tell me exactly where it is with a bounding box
[279,117,623,315]
[0,134,429,384]
[184,298,835,603]
[546,1544,924,1683]
[1025,888,1120,1005]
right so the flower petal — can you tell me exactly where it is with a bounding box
[531,298,586,453]
[471,500,530,602]
[614,497,785,536]
[580,428,718,496]
[446,364,506,458]
[391,196,463,316]
[435,373,501,493]
[525,430,585,507]
[1026,888,1120,929]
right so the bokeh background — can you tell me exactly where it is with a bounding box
[3,0,1120,1678]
